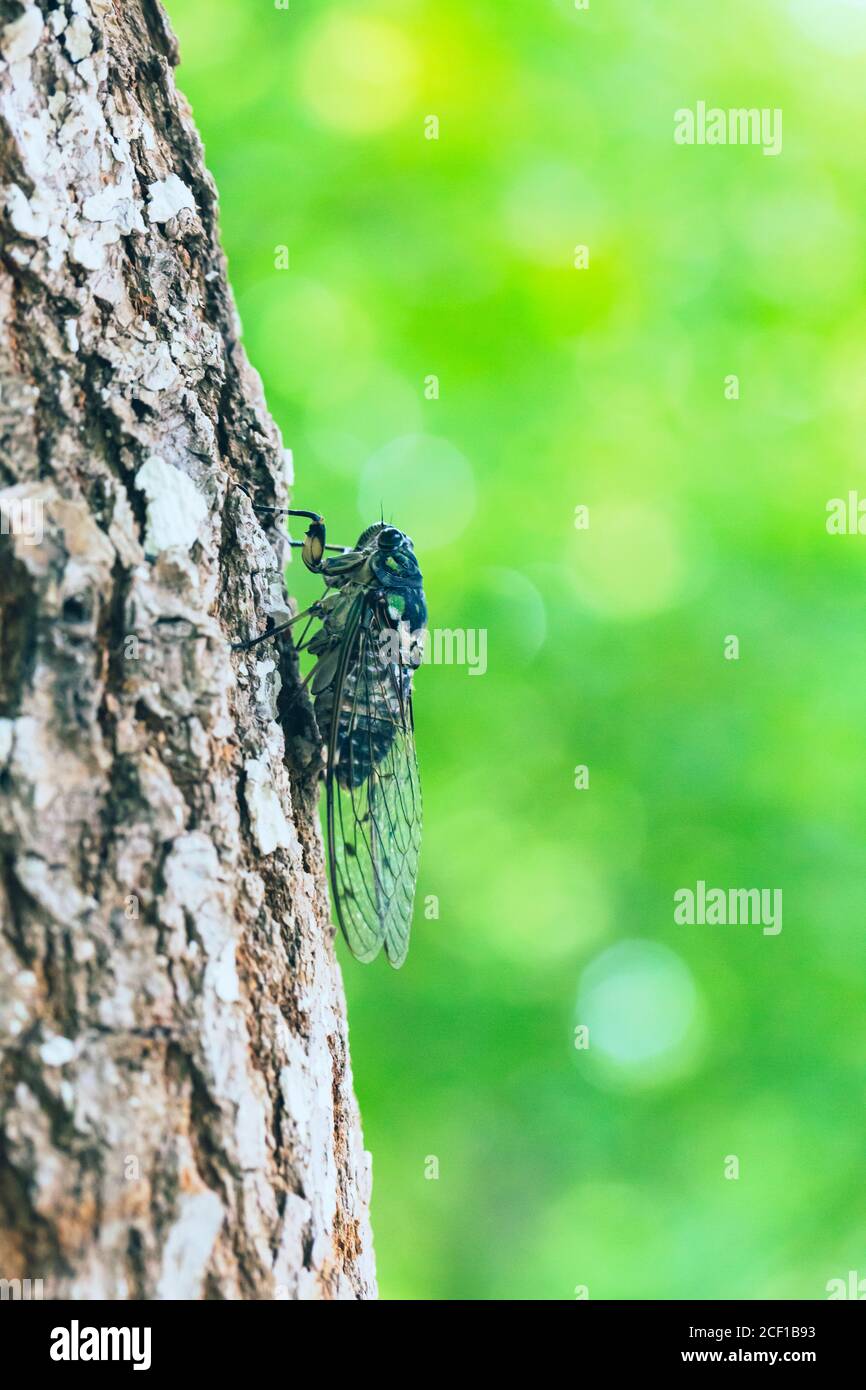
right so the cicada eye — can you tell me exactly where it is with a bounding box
[379,527,401,550]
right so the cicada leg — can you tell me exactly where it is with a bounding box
[288,538,353,557]
[258,507,328,572]
[234,486,353,568]
[231,603,321,653]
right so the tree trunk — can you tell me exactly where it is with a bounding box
[0,0,376,1300]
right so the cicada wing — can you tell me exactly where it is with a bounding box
[325,599,422,968]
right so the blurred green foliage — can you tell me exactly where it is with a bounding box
[167,0,866,1299]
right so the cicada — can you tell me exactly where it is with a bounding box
[233,503,426,968]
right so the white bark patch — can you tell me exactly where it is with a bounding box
[147,174,196,224]
[64,15,93,63]
[6,183,48,239]
[71,227,114,271]
[82,174,144,236]
[253,656,282,721]
[214,940,240,1004]
[39,1036,78,1068]
[279,1049,312,1151]
[157,1192,225,1300]
[0,720,13,767]
[1,6,43,62]
[244,758,295,855]
[99,334,181,393]
[135,456,208,556]
[272,1191,313,1298]
[14,856,98,923]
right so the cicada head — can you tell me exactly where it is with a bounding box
[363,524,427,631]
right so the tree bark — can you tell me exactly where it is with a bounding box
[0,0,376,1299]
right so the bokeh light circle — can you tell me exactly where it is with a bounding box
[297,15,418,134]
[577,939,704,1090]
[784,0,866,53]
[572,502,688,618]
[473,567,547,666]
[359,434,477,551]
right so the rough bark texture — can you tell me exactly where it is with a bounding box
[0,0,377,1299]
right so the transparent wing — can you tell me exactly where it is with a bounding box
[325,598,422,968]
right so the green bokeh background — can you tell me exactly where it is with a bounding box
[166,0,866,1299]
